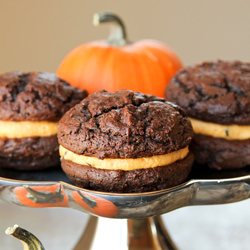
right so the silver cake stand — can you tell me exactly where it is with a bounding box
[0,165,250,249]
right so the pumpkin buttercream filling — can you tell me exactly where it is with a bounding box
[0,120,58,138]
[59,145,189,171]
[190,118,250,140]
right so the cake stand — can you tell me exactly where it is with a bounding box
[0,165,250,250]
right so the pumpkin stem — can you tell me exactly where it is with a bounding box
[5,224,45,250]
[93,11,128,46]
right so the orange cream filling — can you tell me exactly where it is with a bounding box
[59,145,189,171]
[190,118,250,140]
[0,120,58,138]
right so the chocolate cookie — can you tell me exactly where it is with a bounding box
[0,71,87,170]
[58,89,194,193]
[191,134,250,170]
[165,60,250,170]
[0,136,59,170]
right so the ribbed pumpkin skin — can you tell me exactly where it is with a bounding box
[56,39,182,98]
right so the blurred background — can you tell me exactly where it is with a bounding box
[0,1,250,249]
[0,0,249,73]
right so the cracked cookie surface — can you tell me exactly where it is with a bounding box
[165,60,250,125]
[57,89,193,159]
[0,71,87,121]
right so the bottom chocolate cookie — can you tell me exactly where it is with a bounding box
[0,135,60,170]
[191,134,250,170]
[61,153,194,193]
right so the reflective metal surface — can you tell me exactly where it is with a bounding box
[73,216,178,250]
[0,165,250,219]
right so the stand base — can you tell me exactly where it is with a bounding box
[73,216,178,250]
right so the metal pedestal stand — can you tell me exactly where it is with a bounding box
[74,216,177,250]
[1,166,250,250]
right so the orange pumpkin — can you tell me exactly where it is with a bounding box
[57,11,183,97]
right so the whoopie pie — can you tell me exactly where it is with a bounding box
[165,60,250,170]
[58,89,194,193]
[0,71,87,170]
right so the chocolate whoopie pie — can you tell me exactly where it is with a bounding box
[0,71,87,170]
[165,60,250,170]
[57,89,194,193]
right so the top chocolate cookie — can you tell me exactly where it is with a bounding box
[165,60,250,125]
[0,71,87,121]
[57,89,193,159]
